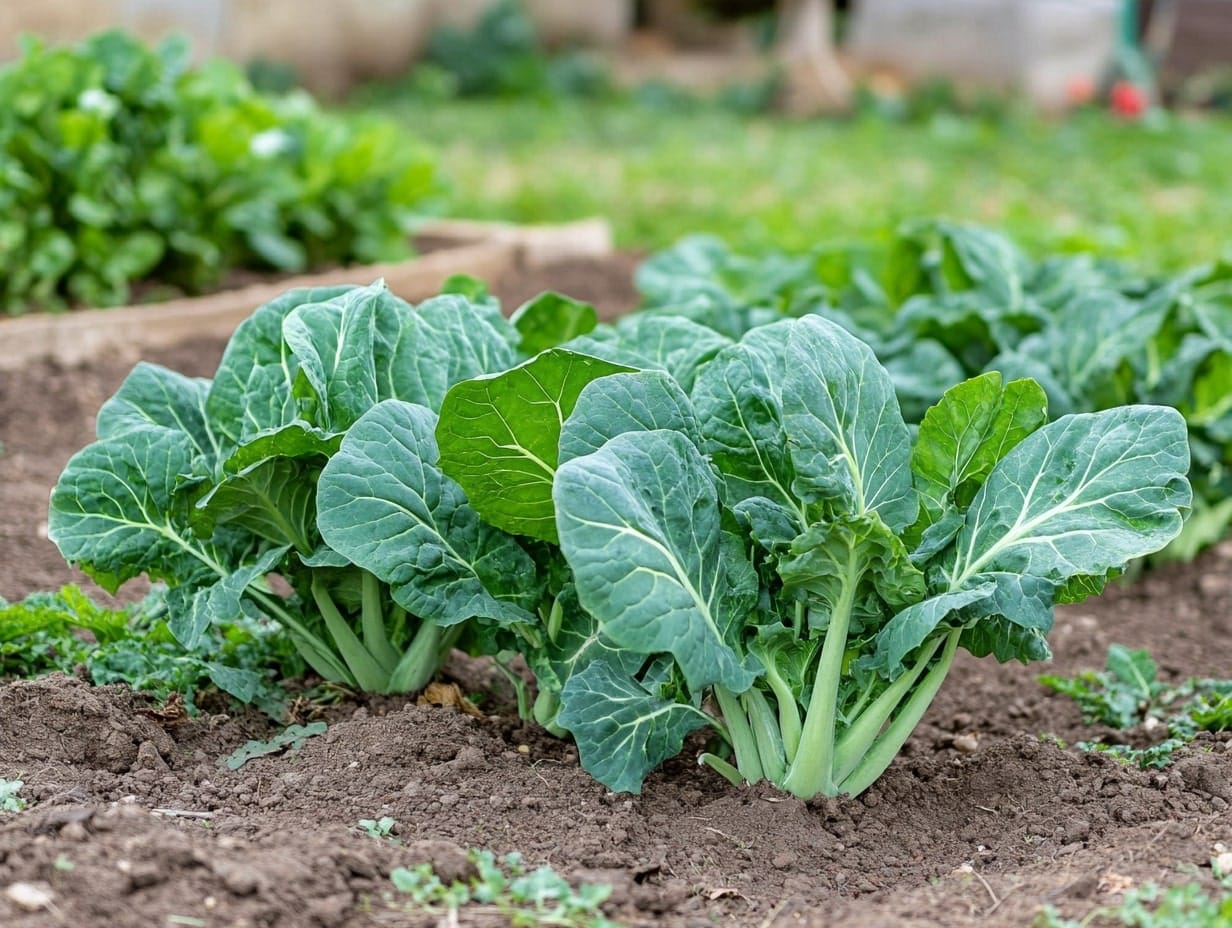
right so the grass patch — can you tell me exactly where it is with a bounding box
[362,95,1232,269]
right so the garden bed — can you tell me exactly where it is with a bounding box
[1,252,1230,928]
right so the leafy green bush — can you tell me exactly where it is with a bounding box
[635,222,1232,559]
[0,30,438,313]
[415,0,609,101]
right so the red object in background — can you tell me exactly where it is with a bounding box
[1110,81,1148,117]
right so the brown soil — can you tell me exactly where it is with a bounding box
[2,255,1230,928]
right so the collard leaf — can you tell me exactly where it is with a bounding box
[317,400,540,627]
[554,429,759,692]
[48,430,226,593]
[779,513,927,625]
[910,372,1048,542]
[510,291,598,355]
[167,545,291,649]
[219,422,341,474]
[871,583,997,675]
[558,658,711,795]
[436,349,633,543]
[558,370,701,464]
[282,282,410,431]
[605,315,732,392]
[389,294,518,411]
[96,362,218,461]
[528,586,643,697]
[206,284,355,449]
[690,320,801,521]
[948,407,1192,590]
[192,457,319,553]
[959,618,1051,664]
[781,316,918,531]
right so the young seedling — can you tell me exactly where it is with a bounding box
[389,849,617,928]
[0,779,26,812]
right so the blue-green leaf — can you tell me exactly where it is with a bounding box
[317,400,539,626]
[554,429,759,692]
[558,659,711,795]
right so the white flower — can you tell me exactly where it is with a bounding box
[250,128,291,159]
[77,87,119,118]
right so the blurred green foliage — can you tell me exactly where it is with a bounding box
[0,30,438,313]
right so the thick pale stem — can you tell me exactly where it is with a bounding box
[246,587,354,685]
[780,552,861,797]
[761,662,803,764]
[831,636,944,785]
[714,686,764,784]
[360,571,399,673]
[837,628,962,797]
[311,577,390,693]
[388,621,447,693]
[744,688,786,784]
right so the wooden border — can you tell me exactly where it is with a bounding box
[0,219,612,371]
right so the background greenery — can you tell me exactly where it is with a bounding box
[369,95,1232,271]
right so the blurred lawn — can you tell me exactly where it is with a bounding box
[372,96,1232,268]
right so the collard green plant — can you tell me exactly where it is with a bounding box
[49,282,541,694]
[49,274,1195,801]
[637,221,1232,560]
[545,316,1190,797]
[0,30,437,313]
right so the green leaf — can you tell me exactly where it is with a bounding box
[283,282,410,431]
[782,316,918,531]
[206,285,355,449]
[558,370,701,464]
[602,315,731,392]
[317,400,540,626]
[557,659,711,795]
[48,430,226,593]
[168,545,290,649]
[690,320,801,520]
[436,348,633,543]
[224,722,327,770]
[910,372,1048,542]
[779,513,927,622]
[389,294,518,411]
[510,291,598,355]
[192,457,318,552]
[948,406,1192,590]
[97,362,218,461]
[872,584,998,675]
[554,429,759,692]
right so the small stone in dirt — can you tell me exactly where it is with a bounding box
[952,733,979,754]
[210,860,260,896]
[5,881,54,911]
[771,852,795,870]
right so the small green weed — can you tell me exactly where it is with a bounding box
[1035,859,1232,927]
[223,722,327,770]
[358,816,399,842]
[0,779,25,812]
[1040,645,1232,768]
[389,849,618,927]
[0,584,298,718]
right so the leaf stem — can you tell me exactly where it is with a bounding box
[780,549,861,798]
[831,635,943,785]
[360,570,400,672]
[837,628,961,796]
[714,685,764,785]
[311,577,391,692]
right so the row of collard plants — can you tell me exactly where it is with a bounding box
[0,31,437,313]
[633,220,1231,560]
[50,258,1193,799]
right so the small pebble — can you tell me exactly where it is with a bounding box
[953,733,979,754]
[5,882,53,911]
